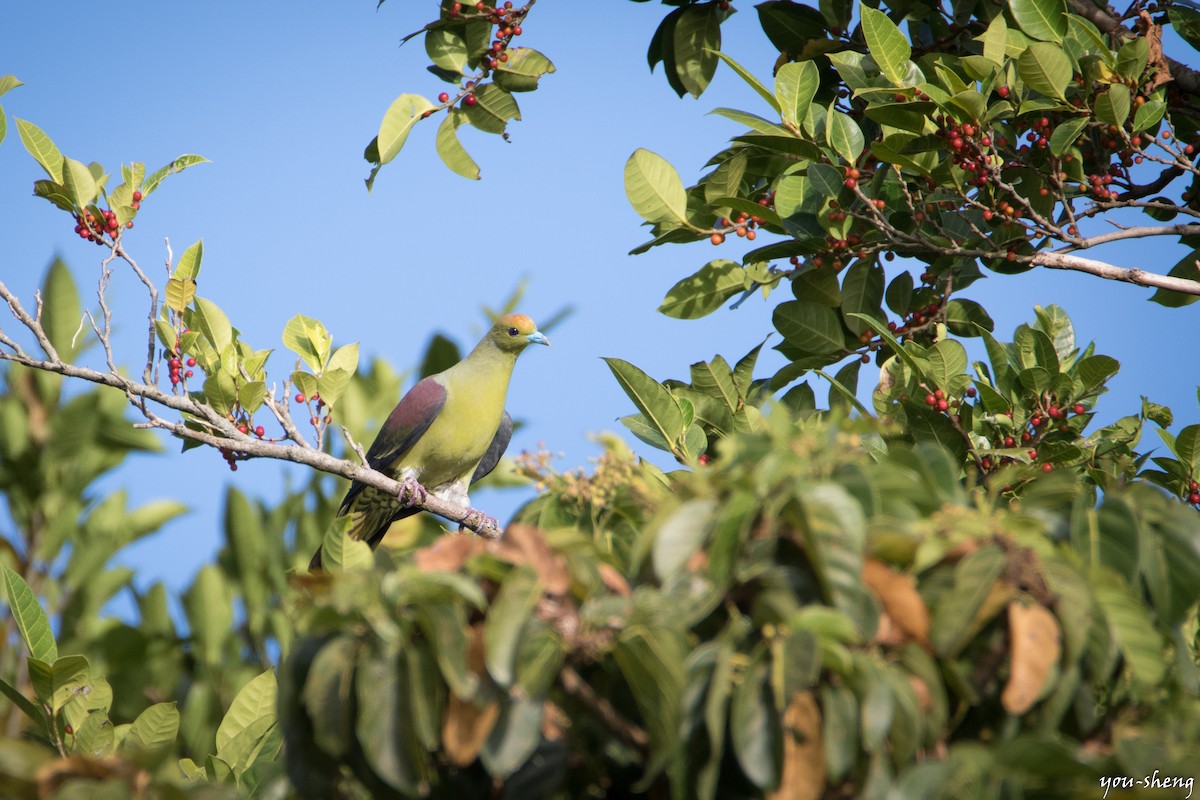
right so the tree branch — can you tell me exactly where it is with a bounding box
[1066,0,1200,94]
[0,279,504,541]
[1031,249,1200,293]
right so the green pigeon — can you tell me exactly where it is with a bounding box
[310,313,549,569]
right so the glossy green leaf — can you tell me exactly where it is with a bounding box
[174,239,203,280]
[659,259,747,319]
[624,148,689,225]
[827,110,865,163]
[1149,247,1200,307]
[217,670,277,753]
[1048,116,1088,156]
[425,27,468,74]
[860,3,911,83]
[462,82,520,133]
[320,516,373,572]
[1091,574,1166,690]
[127,702,180,750]
[2,565,56,663]
[1170,4,1200,52]
[653,498,717,581]
[731,652,780,790]
[485,564,542,687]
[774,299,848,356]
[604,357,685,451]
[141,154,208,197]
[1008,0,1066,42]
[61,157,97,209]
[283,313,331,374]
[931,547,1006,656]
[182,564,233,667]
[713,51,781,113]
[15,118,63,182]
[774,60,820,128]
[673,4,722,98]
[1132,97,1166,132]
[1017,43,1071,100]
[493,47,556,92]
[377,93,435,166]
[841,260,884,335]
[614,625,687,784]
[1094,84,1130,128]
[356,651,419,794]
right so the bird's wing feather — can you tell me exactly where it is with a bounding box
[471,410,513,484]
[339,377,446,513]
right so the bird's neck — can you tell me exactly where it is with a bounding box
[450,337,519,391]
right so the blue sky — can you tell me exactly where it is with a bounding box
[1,2,1197,592]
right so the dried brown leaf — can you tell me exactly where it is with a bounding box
[1001,601,1062,715]
[596,563,632,597]
[863,559,931,646]
[441,693,501,767]
[490,524,571,595]
[414,533,481,572]
[768,691,825,800]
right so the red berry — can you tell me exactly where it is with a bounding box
[997,86,1010,98]
[295,393,305,403]
[463,94,478,107]
[925,394,937,406]
[966,387,977,398]
[184,370,194,378]
[1042,463,1053,472]
[1028,449,1038,459]
[936,399,949,412]
[1003,436,1015,447]
[844,178,857,189]
[255,425,265,437]
[438,92,450,103]
[237,424,249,435]
[1072,403,1085,415]
[710,232,725,245]
[132,190,143,201]
[1189,492,1200,504]
[186,357,197,367]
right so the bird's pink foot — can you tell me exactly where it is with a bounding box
[397,477,428,508]
[461,509,501,539]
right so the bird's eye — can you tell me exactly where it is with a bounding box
[507,327,519,336]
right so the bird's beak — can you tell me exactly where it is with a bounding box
[526,330,551,347]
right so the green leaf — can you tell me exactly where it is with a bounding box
[283,313,332,374]
[425,27,468,74]
[41,257,82,361]
[860,3,911,84]
[673,5,723,98]
[127,702,180,750]
[710,107,787,136]
[774,60,820,128]
[1170,4,1200,52]
[712,51,781,113]
[485,564,542,687]
[462,82,520,133]
[1018,43,1071,100]
[653,498,717,581]
[604,357,685,450]
[1091,573,1166,690]
[15,119,63,182]
[840,260,884,335]
[74,711,115,758]
[61,157,98,209]
[614,625,687,785]
[978,14,1009,64]
[0,74,22,98]
[774,300,848,356]
[1008,0,1066,42]
[1115,36,1149,80]
[481,696,543,778]
[175,239,204,280]
[377,93,435,166]
[321,516,373,572]
[192,297,233,355]
[28,655,89,712]
[182,564,232,667]
[827,110,865,163]
[217,670,277,753]
[1094,84,1130,128]
[1149,247,1200,307]
[931,547,1006,656]
[165,278,197,313]
[494,47,556,92]
[659,259,747,319]
[1132,98,1166,132]
[624,148,689,226]
[0,676,40,723]
[355,650,418,794]
[2,565,56,662]
[730,651,780,790]
[1047,116,1089,156]
[141,154,208,197]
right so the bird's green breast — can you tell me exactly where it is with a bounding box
[397,345,516,487]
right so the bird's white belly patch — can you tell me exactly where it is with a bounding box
[430,480,470,509]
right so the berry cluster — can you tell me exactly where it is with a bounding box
[165,330,196,387]
[72,191,141,244]
[294,391,332,427]
[429,1,528,112]
[1186,480,1200,507]
[934,114,997,189]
